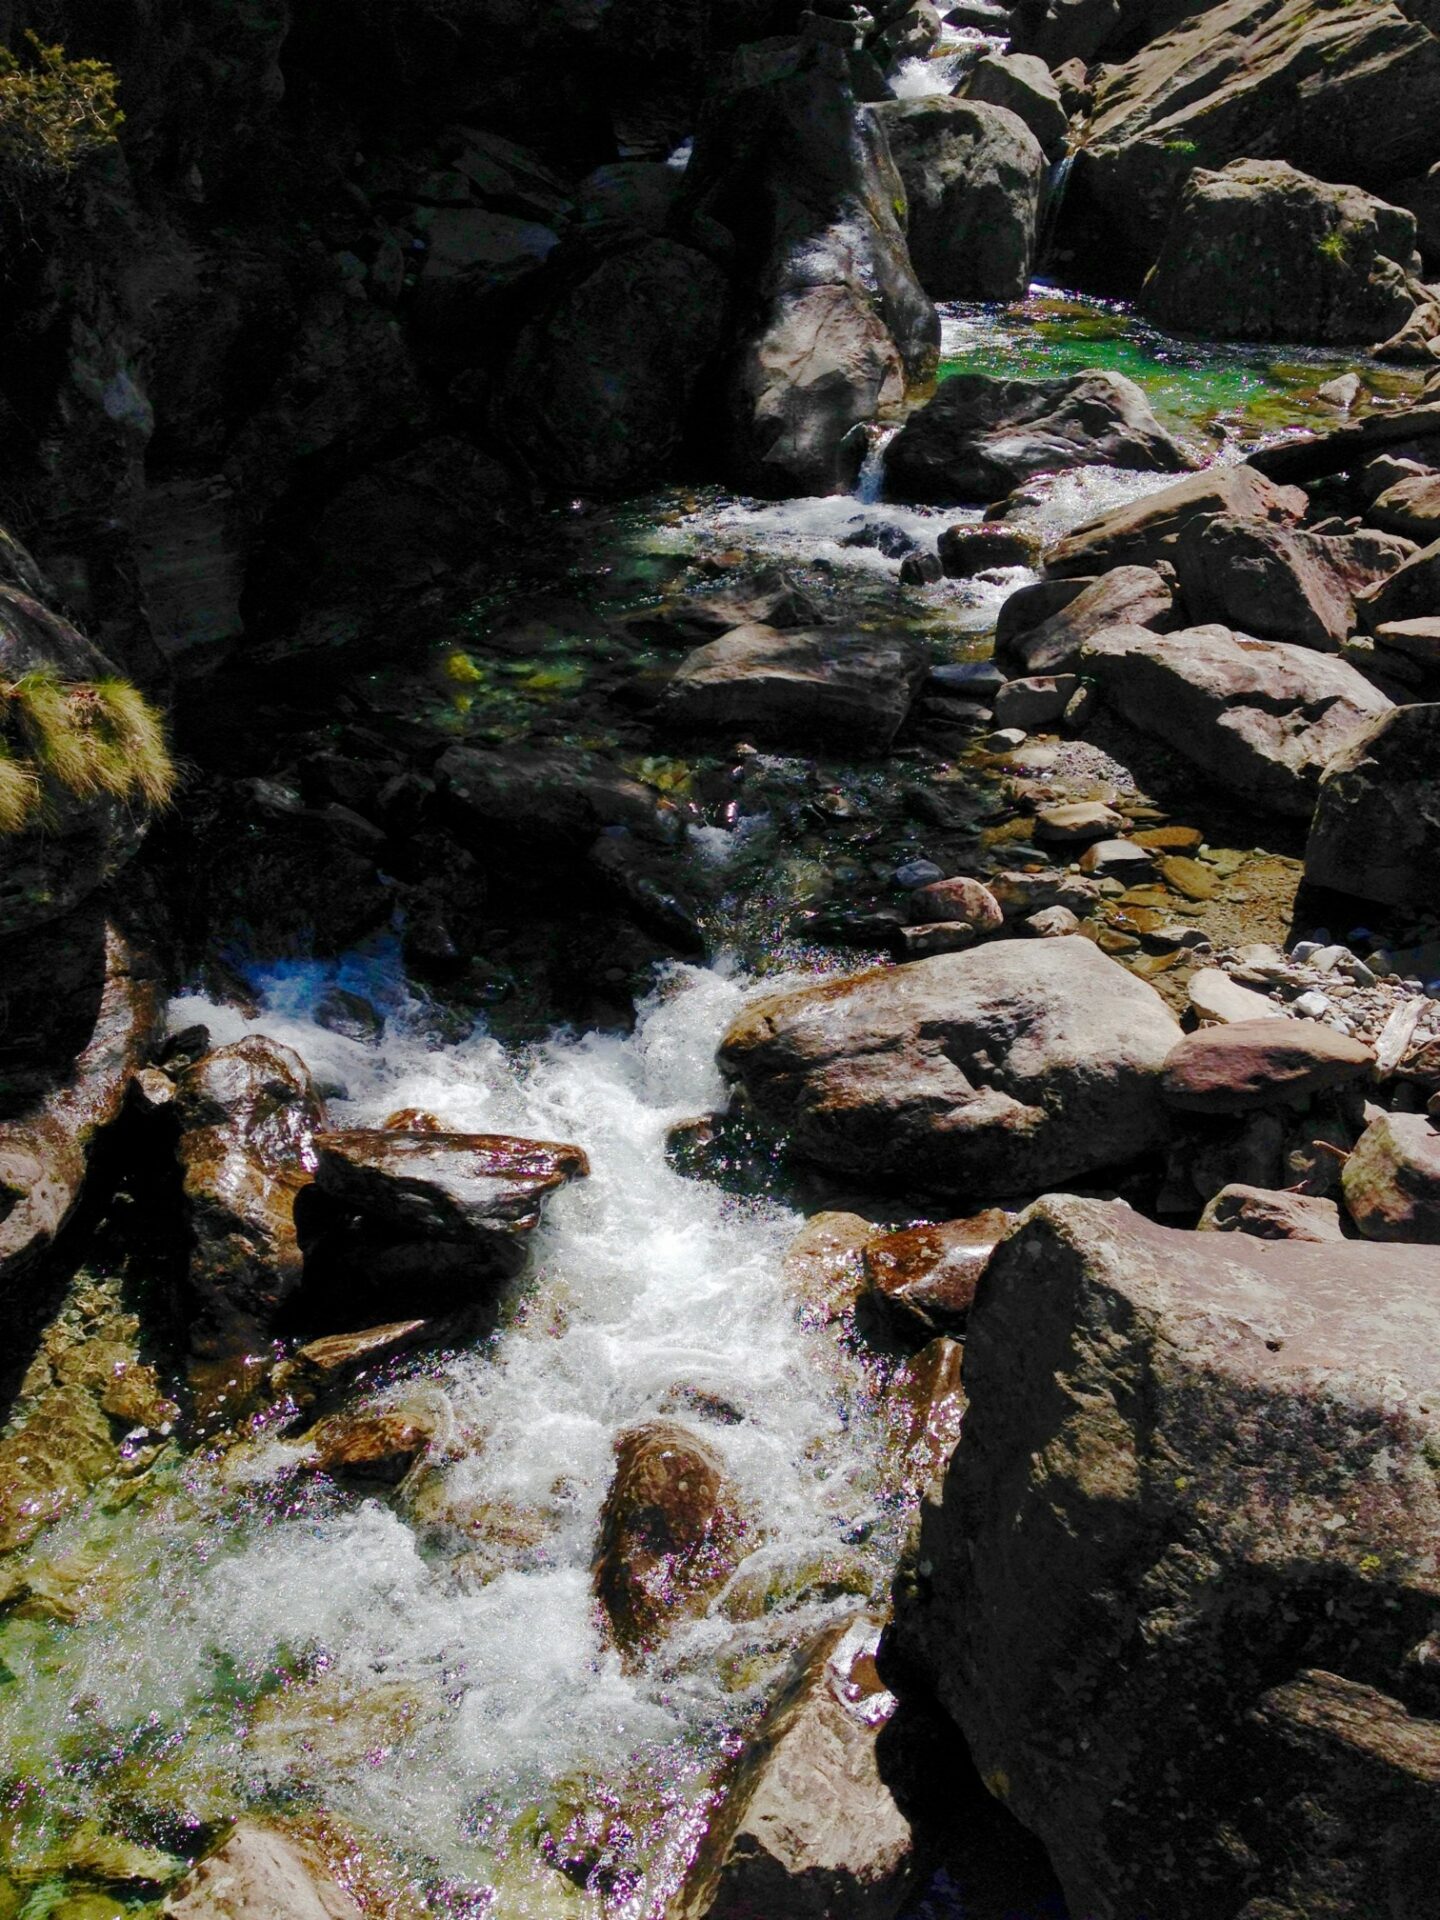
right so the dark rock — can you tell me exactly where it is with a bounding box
[1080,623,1392,816]
[438,745,680,855]
[892,1192,1440,1920]
[1046,464,1308,575]
[1142,160,1427,346]
[1356,532,1440,627]
[658,624,926,753]
[1368,471,1440,542]
[899,549,943,585]
[620,571,821,646]
[575,160,684,234]
[886,370,1191,504]
[873,97,1045,300]
[1304,703,1440,907]
[936,522,1040,576]
[718,935,1181,1193]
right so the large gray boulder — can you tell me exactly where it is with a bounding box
[874,97,1045,301]
[1045,463,1308,574]
[1172,514,1415,652]
[681,40,939,496]
[1142,160,1427,345]
[1071,0,1440,264]
[885,370,1191,504]
[1304,703,1440,906]
[956,51,1070,160]
[718,936,1183,1195]
[1081,623,1393,816]
[892,1194,1440,1920]
[657,623,926,753]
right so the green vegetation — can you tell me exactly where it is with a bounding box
[0,34,122,203]
[0,670,175,830]
[1318,227,1350,264]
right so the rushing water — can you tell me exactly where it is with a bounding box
[0,960,916,1915]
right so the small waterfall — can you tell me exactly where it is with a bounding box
[855,424,899,504]
[1037,150,1077,270]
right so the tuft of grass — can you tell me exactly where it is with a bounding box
[0,668,175,828]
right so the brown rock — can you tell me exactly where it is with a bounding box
[1342,1109,1440,1242]
[1173,512,1414,652]
[1034,802,1124,844]
[995,564,1173,675]
[781,1210,877,1321]
[905,876,1003,930]
[1368,472,1440,542]
[1162,1019,1374,1113]
[862,1210,1011,1334]
[593,1421,744,1661]
[1046,465,1307,577]
[1197,1182,1346,1241]
[300,1409,435,1484]
[936,522,1041,576]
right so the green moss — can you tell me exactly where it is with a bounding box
[0,34,121,204]
[1317,227,1349,264]
[0,670,175,828]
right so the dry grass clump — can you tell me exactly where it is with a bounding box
[0,669,175,828]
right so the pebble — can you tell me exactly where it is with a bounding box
[982,727,1028,753]
[1293,989,1334,1019]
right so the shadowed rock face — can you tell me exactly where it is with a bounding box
[1305,702,1440,906]
[892,1194,1440,1920]
[718,935,1183,1195]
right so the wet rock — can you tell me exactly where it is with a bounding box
[1304,703,1440,907]
[160,1821,362,1919]
[899,549,943,586]
[874,96,1044,301]
[996,564,1173,675]
[593,1420,743,1661]
[906,876,1003,931]
[296,1130,588,1321]
[438,745,679,855]
[658,624,926,753]
[677,1614,911,1920]
[1046,464,1308,576]
[1080,623,1393,817]
[992,674,1078,729]
[1342,1109,1440,1242]
[173,1038,325,1372]
[891,1192,1440,1920]
[300,1408,436,1484]
[499,238,728,495]
[719,935,1182,1193]
[862,1209,1010,1335]
[1142,160,1426,346]
[1074,0,1440,264]
[936,522,1040,576]
[1173,514,1415,653]
[1198,1182,1346,1241]
[682,39,938,496]
[1161,1019,1374,1114]
[782,1210,877,1321]
[957,50,1069,159]
[886,370,1190,504]
[621,572,821,647]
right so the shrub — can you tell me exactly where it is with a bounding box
[0,669,175,828]
[0,33,122,203]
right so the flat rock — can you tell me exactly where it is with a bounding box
[1368,472,1440,542]
[1079,837,1153,879]
[658,624,926,754]
[1373,617,1440,667]
[719,935,1182,1194]
[1034,801,1124,843]
[992,674,1077,729]
[1198,1182,1346,1241]
[1342,1109,1440,1242]
[1046,465,1307,576]
[1304,702,1440,907]
[886,370,1191,505]
[892,1193,1440,1920]
[1080,623,1393,817]
[1188,967,1284,1025]
[1161,1018,1374,1113]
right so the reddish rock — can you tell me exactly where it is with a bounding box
[905,876,1003,931]
[862,1210,1011,1335]
[1161,1019,1374,1113]
[996,565,1174,676]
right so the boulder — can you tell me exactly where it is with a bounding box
[718,935,1182,1194]
[677,1614,911,1920]
[295,1130,589,1322]
[1160,1018,1374,1113]
[1072,0,1440,265]
[996,564,1174,674]
[1142,160,1426,346]
[593,1420,743,1661]
[935,522,1040,576]
[657,624,926,753]
[575,160,683,234]
[1173,515,1414,653]
[892,1193,1440,1920]
[957,51,1069,159]
[1304,703,1440,906]
[1045,464,1307,575]
[873,98,1044,302]
[1008,0,1129,64]
[862,1209,1011,1335]
[621,571,821,647]
[886,370,1191,504]
[1034,800,1123,843]
[681,40,939,496]
[1355,532,1440,626]
[1080,623,1393,817]
[1367,471,1440,541]
[992,674,1078,729]
[161,1822,361,1920]
[173,1038,325,1374]
[1342,1109,1440,1242]
[437,745,680,855]
[498,238,728,495]
[1197,1182,1346,1241]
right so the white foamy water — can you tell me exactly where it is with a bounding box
[0,962,899,1913]
[890,24,1004,98]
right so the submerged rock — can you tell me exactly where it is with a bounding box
[1142,160,1427,345]
[1080,623,1393,817]
[593,1420,743,1661]
[873,97,1044,301]
[892,1193,1440,1920]
[677,1613,911,1920]
[658,624,926,753]
[719,936,1182,1194]
[1304,702,1440,906]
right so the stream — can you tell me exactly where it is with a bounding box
[0,285,1425,1918]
